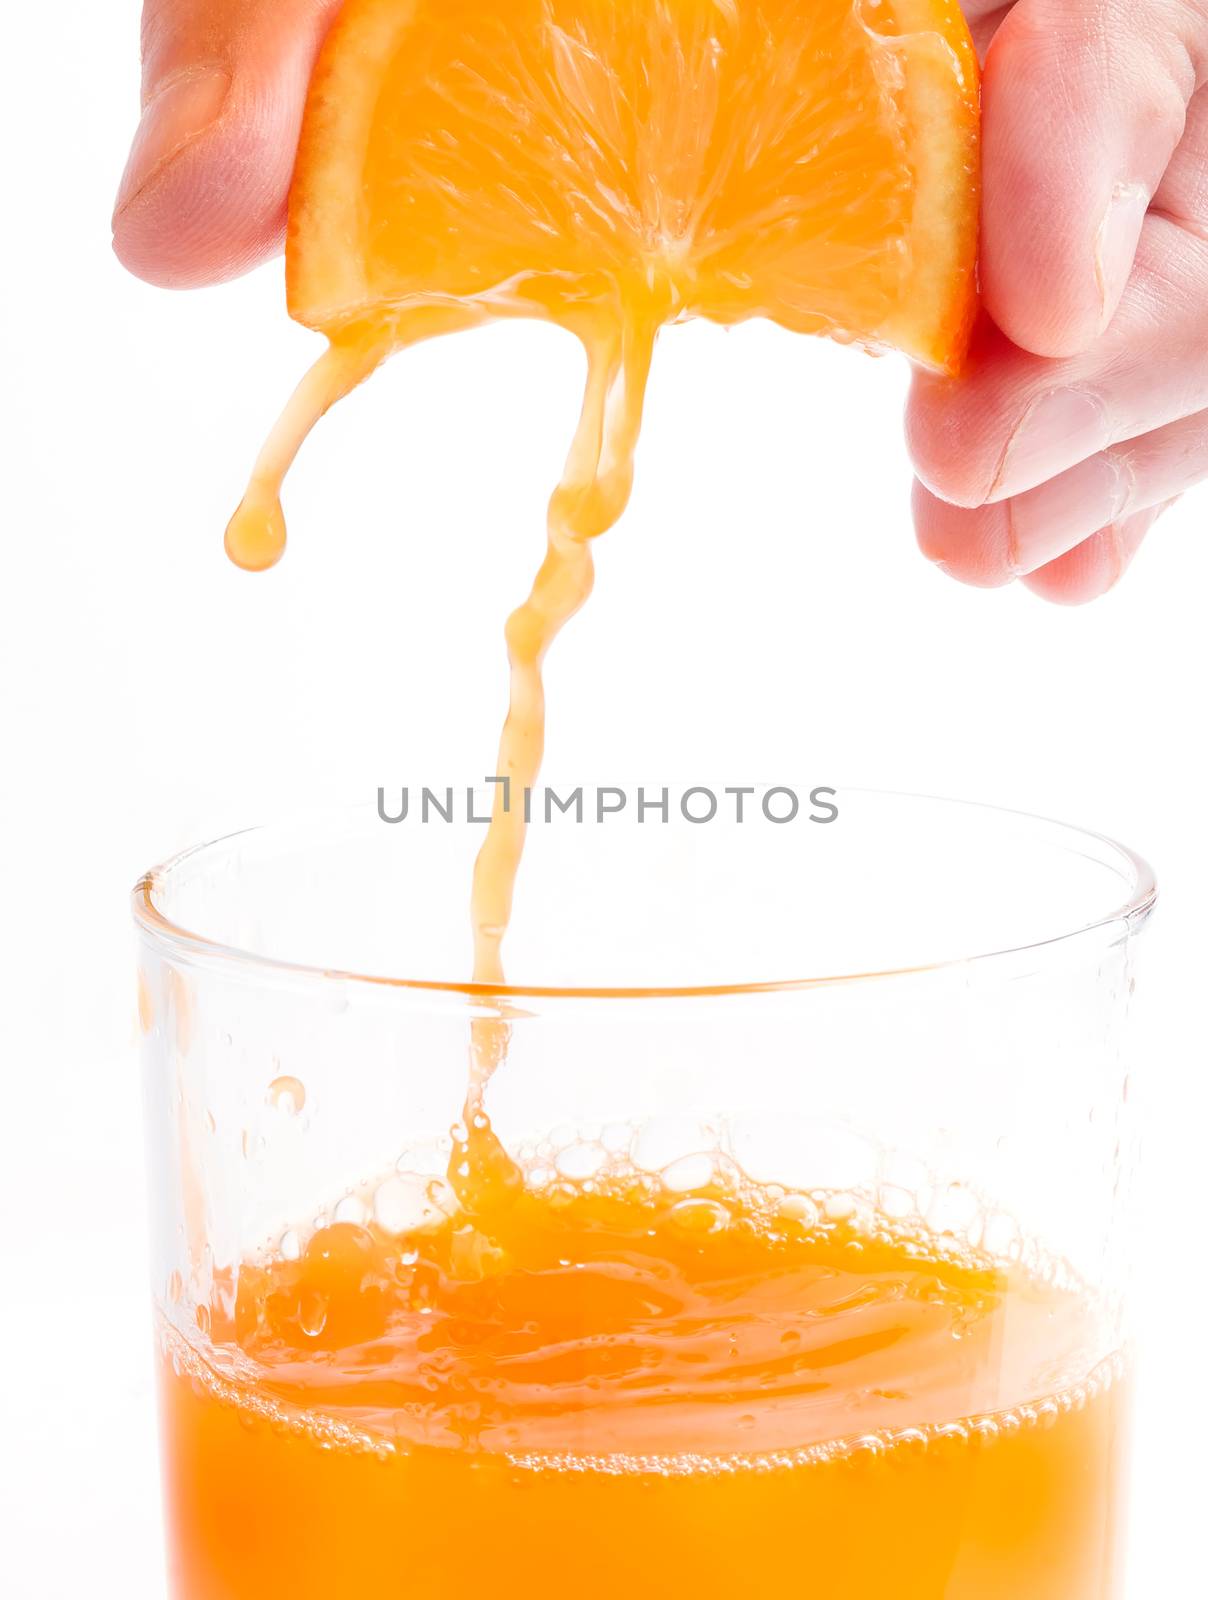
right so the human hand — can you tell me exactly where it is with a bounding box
[910,0,1208,602]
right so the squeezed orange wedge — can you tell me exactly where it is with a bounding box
[293,0,978,361]
[227,0,980,571]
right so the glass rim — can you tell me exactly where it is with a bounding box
[131,791,1157,1001]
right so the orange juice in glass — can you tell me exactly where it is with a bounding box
[135,794,1150,1598]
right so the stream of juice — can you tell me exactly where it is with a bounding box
[160,1170,1129,1598]
[225,295,658,1207]
[226,295,657,1015]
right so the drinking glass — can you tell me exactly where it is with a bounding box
[133,791,1154,1598]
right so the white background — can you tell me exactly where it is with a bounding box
[2,3,1205,1594]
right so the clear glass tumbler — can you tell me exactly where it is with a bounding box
[133,791,1154,1599]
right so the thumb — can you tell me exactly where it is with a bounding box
[113,0,340,289]
[981,0,1208,358]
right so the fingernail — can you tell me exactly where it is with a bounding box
[991,388,1110,501]
[114,67,231,217]
[1009,451,1132,574]
[1095,182,1148,333]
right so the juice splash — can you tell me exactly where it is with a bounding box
[160,1171,1128,1598]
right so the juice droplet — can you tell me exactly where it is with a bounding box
[224,335,390,575]
[225,492,287,572]
[136,969,156,1035]
[298,1287,329,1339]
[267,1075,306,1115]
[168,967,193,1056]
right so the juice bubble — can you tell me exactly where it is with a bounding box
[660,1153,716,1193]
[555,1142,606,1180]
[669,1197,731,1236]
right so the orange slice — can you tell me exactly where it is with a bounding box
[294,0,979,361]
[226,0,979,572]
